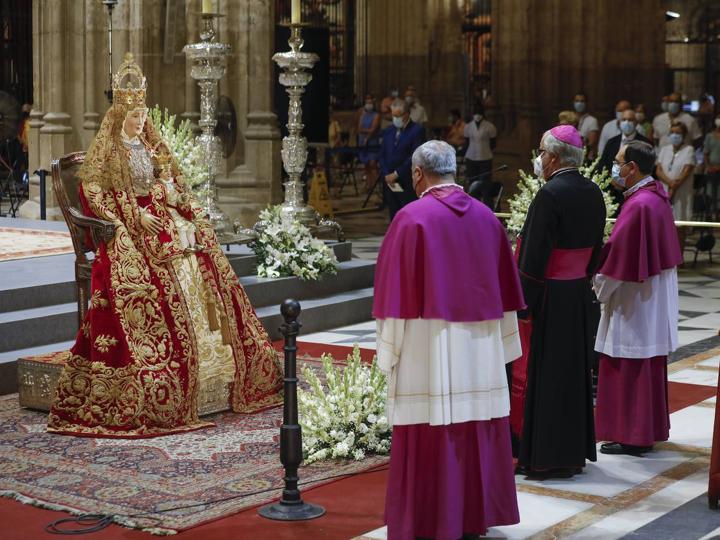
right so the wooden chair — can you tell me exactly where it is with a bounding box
[51,151,116,327]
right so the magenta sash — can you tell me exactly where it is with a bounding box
[544,247,593,280]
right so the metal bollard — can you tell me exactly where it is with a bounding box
[33,168,49,220]
[258,299,325,521]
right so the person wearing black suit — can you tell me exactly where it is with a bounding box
[596,109,650,216]
[379,99,426,220]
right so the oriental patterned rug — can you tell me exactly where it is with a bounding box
[0,356,387,535]
[0,227,73,261]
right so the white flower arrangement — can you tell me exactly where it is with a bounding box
[507,155,618,239]
[298,345,391,464]
[250,205,338,280]
[148,106,209,199]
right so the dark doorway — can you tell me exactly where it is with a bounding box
[0,0,32,106]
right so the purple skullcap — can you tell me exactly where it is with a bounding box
[549,125,583,148]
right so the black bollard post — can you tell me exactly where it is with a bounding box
[34,169,49,220]
[258,299,325,521]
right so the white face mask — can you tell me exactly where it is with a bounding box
[533,154,544,179]
[473,114,482,123]
[392,116,404,128]
[661,101,668,112]
[364,103,373,111]
[620,120,636,135]
[668,102,681,115]
[615,111,623,121]
[669,133,683,146]
[391,90,399,98]
[715,118,720,128]
[573,101,586,113]
[611,162,628,188]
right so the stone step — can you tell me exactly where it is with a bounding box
[0,260,374,353]
[0,287,374,395]
[0,242,354,313]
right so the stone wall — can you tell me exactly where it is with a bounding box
[21,0,282,226]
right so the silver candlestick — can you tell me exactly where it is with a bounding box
[270,24,343,240]
[183,13,248,242]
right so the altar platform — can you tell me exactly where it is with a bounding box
[0,217,375,395]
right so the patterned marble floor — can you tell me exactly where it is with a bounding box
[293,237,720,540]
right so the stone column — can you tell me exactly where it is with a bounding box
[82,1,103,146]
[217,0,282,227]
[20,0,72,220]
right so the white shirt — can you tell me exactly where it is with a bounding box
[657,144,696,220]
[594,269,679,359]
[409,103,428,125]
[577,113,599,141]
[463,119,497,161]
[598,119,621,155]
[376,312,521,427]
[652,111,702,147]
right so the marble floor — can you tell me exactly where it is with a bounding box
[292,237,720,540]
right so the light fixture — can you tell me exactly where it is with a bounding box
[665,10,680,20]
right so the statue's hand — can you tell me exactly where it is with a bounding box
[140,210,163,235]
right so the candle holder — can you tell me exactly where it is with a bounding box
[265,24,344,241]
[183,13,255,244]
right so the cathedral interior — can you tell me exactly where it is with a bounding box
[2,1,720,539]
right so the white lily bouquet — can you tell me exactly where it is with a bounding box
[298,345,391,464]
[507,155,618,239]
[250,205,338,280]
[148,106,209,199]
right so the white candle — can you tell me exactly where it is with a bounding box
[291,0,301,24]
[202,0,213,14]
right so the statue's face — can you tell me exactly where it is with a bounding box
[123,108,147,138]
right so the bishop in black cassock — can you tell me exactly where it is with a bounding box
[512,125,606,477]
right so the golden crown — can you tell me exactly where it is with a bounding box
[112,53,147,108]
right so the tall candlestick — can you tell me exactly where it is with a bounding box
[202,0,213,14]
[291,0,301,24]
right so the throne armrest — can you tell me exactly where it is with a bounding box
[68,207,117,246]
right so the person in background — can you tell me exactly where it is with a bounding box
[656,121,696,253]
[445,109,466,148]
[599,100,631,155]
[375,140,524,540]
[574,92,599,160]
[652,92,702,148]
[704,113,720,219]
[635,104,653,142]
[16,103,31,175]
[404,87,428,126]
[357,94,381,191]
[463,102,497,204]
[379,99,425,220]
[558,110,579,127]
[380,88,399,129]
[597,109,650,176]
[328,106,342,149]
[594,141,681,457]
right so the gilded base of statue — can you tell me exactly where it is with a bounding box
[18,352,233,417]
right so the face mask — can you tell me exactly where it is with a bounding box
[715,118,720,128]
[473,114,482,122]
[392,116,404,128]
[661,101,668,112]
[574,101,586,113]
[533,154,544,178]
[620,120,636,135]
[448,116,456,124]
[636,112,646,122]
[612,162,631,188]
[668,102,681,115]
[391,91,398,98]
[615,111,623,121]
[405,96,414,105]
[364,103,373,111]
[669,133,683,146]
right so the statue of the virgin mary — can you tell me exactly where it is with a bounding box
[47,54,283,437]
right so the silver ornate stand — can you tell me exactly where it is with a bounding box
[269,24,343,241]
[184,13,254,243]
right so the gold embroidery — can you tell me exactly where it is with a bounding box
[90,290,109,309]
[94,335,119,353]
